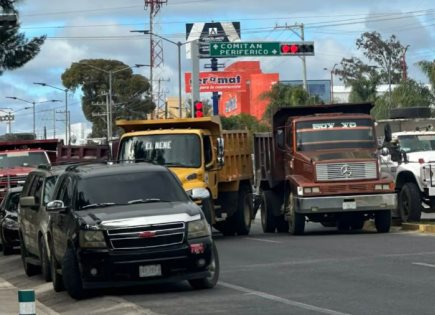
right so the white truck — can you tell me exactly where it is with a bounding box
[380,125,435,222]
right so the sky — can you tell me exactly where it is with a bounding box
[1,0,434,139]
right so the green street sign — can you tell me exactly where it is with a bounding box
[209,41,315,57]
[209,42,281,57]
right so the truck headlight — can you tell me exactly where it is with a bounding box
[3,217,18,230]
[187,219,210,239]
[79,230,107,248]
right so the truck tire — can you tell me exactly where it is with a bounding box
[63,247,85,300]
[276,215,289,233]
[288,191,305,235]
[375,210,391,233]
[20,233,40,277]
[189,242,219,289]
[1,232,13,255]
[201,197,213,225]
[233,185,252,235]
[39,237,52,282]
[261,190,277,233]
[399,183,422,222]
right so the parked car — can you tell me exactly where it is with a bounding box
[0,187,22,255]
[47,162,219,299]
[18,165,67,281]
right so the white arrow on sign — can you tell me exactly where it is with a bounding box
[272,49,278,54]
[213,44,219,49]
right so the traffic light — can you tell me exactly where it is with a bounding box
[280,42,315,56]
[194,101,204,118]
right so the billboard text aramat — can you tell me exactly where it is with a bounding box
[185,71,247,93]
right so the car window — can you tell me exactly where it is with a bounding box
[43,176,57,205]
[6,192,20,212]
[22,173,35,197]
[30,175,44,205]
[59,176,74,207]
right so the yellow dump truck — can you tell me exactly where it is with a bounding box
[116,116,254,236]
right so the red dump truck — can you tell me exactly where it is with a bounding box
[253,103,397,235]
[0,133,110,201]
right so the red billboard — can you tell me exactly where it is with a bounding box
[185,71,247,93]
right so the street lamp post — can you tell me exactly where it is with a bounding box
[132,30,185,118]
[33,83,69,143]
[6,97,61,136]
[324,64,338,103]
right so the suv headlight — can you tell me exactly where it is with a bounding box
[79,230,107,248]
[187,219,210,239]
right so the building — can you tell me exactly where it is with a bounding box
[218,61,279,120]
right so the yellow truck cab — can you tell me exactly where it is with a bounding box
[116,116,254,236]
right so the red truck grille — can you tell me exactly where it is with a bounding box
[322,184,371,194]
[316,162,377,181]
[0,175,27,188]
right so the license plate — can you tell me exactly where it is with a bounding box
[342,201,356,210]
[139,264,162,278]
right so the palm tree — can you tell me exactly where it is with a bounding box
[417,60,435,88]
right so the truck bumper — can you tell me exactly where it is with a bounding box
[295,193,397,214]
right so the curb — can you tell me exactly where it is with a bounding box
[0,277,59,315]
[402,222,435,234]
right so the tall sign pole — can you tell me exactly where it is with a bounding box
[191,40,200,117]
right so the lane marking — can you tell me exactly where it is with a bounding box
[219,281,350,315]
[412,262,435,268]
[244,237,282,244]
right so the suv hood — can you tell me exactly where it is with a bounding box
[406,151,435,163]
[77,202,202,229]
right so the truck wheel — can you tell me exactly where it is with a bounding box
[213,221,235,236]
[288,192,305,235]
[39,237,52,282]
[276,215,289,233]
[20,233,40,277]
[50,250,64,292]
[399,183,422,222]
[351,219,365,230]
[233,185,252,235]
[201,197,214,225]
[375,210,391,233]
[62,247,85,300]
[189,242,219,289]
[1,232,13,255]
[261,190,277,233]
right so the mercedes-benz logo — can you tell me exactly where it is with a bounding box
[340,164,352,178]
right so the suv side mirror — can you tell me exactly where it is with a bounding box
[20,196,37,208]
[190,188,210,201]
[46,200,67,212]
[217,137,225,167]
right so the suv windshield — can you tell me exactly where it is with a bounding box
[398,134,435,153]
[296,118,376,151]
[0,151,49,168]
[119,134,201,168]
[76,171,189,210]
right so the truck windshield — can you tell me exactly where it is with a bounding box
[398,135,435,153]
[0,151,49,168]
[296,118,376,151]
[76,171,189,210]
[119,134,201,168]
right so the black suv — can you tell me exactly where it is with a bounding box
[19,165,67,281]
[47,162,219,299]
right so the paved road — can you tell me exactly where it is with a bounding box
[1,219,435,315]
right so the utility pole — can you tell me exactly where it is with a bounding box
[145,0,167,118]
[275,23,308,91]
[402,45,410,81]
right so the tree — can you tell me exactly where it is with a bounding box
[260,83,323,122]
[372,79,434,119]
[335,32,407,113]
[0,0,46,75]
[417,60,435,89]
[221,114,269,133]
[61,59,154,138]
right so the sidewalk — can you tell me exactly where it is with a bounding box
[0,277,59,315]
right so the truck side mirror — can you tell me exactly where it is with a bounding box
[380,147,390,156]
[217,137,224,167]
[401,150,408,163]
[276,130,285,149]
